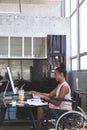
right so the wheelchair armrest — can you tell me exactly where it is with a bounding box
[50,97,76,103]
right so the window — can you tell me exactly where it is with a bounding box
[71,0,77,14]
[80,1,87,53]
[0,36,47,59]
[79,0,83,3]
[72,58,77,70]
[71,12,78,57]
[33,38,46,58]
[70,0,87,71]
[80,55,87,70]
[0,37,8,57]
[10,37,22,57]
[24,37,32,57]
[65,0,70,17]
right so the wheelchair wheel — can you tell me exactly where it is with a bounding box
[55,111,86,130]
[77,106,85,115]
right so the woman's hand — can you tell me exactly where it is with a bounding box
[29,90,50,101]
[36,93,45,99]
[29,90,37,95]
[29,90,41,96]
[36,93,50,102]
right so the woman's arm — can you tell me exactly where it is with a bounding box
[33,91,49,97]
[29,91,49,97]
[38,85,69,106]
[30,87,57,98]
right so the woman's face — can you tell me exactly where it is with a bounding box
[54,70,63,82]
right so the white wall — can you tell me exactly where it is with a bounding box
[0,15,70,36]
[0,3,71,72]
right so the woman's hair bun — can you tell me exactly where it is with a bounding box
[55,63,66,77]
[60,63,66,69]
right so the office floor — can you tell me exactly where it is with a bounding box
[0,125,54,130]
[0,126,32,130]
[0,121,55,130]
[0,122,87,130]
[0,126,87,130]
[0,121,33,130]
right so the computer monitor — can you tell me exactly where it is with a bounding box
[6,67,16,94]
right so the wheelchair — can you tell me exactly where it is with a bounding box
[38,91,87,130]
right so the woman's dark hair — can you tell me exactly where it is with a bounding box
[55,63,66,77]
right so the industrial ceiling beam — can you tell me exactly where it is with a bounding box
[19,0,21,13]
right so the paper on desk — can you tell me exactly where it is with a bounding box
[27,99,48,106]
[9,101,28,106]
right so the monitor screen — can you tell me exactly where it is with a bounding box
[7,67,16,94]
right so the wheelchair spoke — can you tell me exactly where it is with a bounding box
[55,111,86,130]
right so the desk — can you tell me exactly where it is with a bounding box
[0,93,48,130]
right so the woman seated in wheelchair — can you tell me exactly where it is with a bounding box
[31,63,72,130]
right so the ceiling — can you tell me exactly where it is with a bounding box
[0,0,61,4]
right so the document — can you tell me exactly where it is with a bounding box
[27,98,48,106]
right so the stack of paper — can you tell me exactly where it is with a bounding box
[27,99,48,106]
